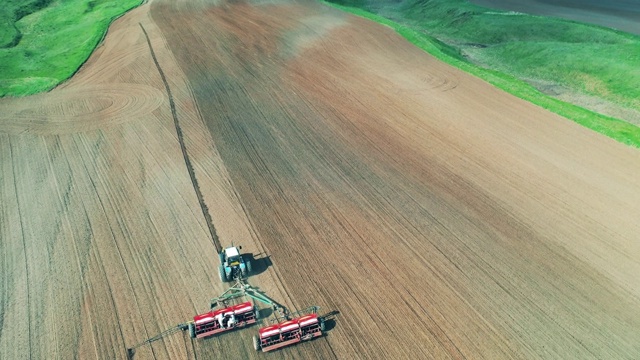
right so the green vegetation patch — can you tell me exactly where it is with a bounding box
[0,0,142,97]
[1,0,55,48]
[323,0,640,148]
[397,0,640,111]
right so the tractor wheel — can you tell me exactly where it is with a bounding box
[253,335,260,351]
[320,319,326,332]
[218,252,225,264]
[241,265,248,277]
[254,307,260,320]
[218,265,227,283]
[246,260,252,275]
[188,323,196,339]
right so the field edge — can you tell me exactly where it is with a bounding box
[323,1,640,149]
[0,0,144,97]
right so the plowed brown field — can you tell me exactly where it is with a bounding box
[2,0,640,359]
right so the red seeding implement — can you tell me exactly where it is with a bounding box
[127,274,331,358]
[253,312,325,352]
[189,301,257,339]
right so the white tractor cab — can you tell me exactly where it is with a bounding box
[218,245,252,282]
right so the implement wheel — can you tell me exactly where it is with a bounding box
[253,335,260,351]
[218,265,227,283]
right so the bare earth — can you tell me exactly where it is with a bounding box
[2,0,640,359]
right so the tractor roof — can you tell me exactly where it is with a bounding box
[225,247,240,257]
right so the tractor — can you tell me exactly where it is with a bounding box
[218,245,252,282]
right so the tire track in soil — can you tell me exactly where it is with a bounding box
[73,135,137,359]
[211,92,340,357]
[42,136,76,358]
[139,22,221,253]
[0,136,13,355]
[9,138,32,360]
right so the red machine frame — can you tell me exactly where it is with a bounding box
[127,278,328,358]
[254,312,323,352]
[189,301,256,339]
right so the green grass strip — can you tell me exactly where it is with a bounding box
[323,2,640,148]
[0,0,142,97]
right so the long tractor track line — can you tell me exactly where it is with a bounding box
[8,138,33,360]
[139,22,221,254]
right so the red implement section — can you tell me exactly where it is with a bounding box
[256,314,323,352]
[191,301,256,339]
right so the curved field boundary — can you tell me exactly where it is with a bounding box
[323,2,640,148]
[0,0,143,97]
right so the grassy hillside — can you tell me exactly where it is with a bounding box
[0,0,142,97]
[397,0,640,110]
[0,0,53,48]
[325,0,640,148]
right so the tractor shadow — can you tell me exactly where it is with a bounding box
[244,253,272,277]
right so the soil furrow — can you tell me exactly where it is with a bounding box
[139,22,221,253]
[8,138,32,360]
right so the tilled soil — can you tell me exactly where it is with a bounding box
[2,0,640,359]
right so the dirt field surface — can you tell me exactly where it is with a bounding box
[470,0,640,35]
[2,0,640,359]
